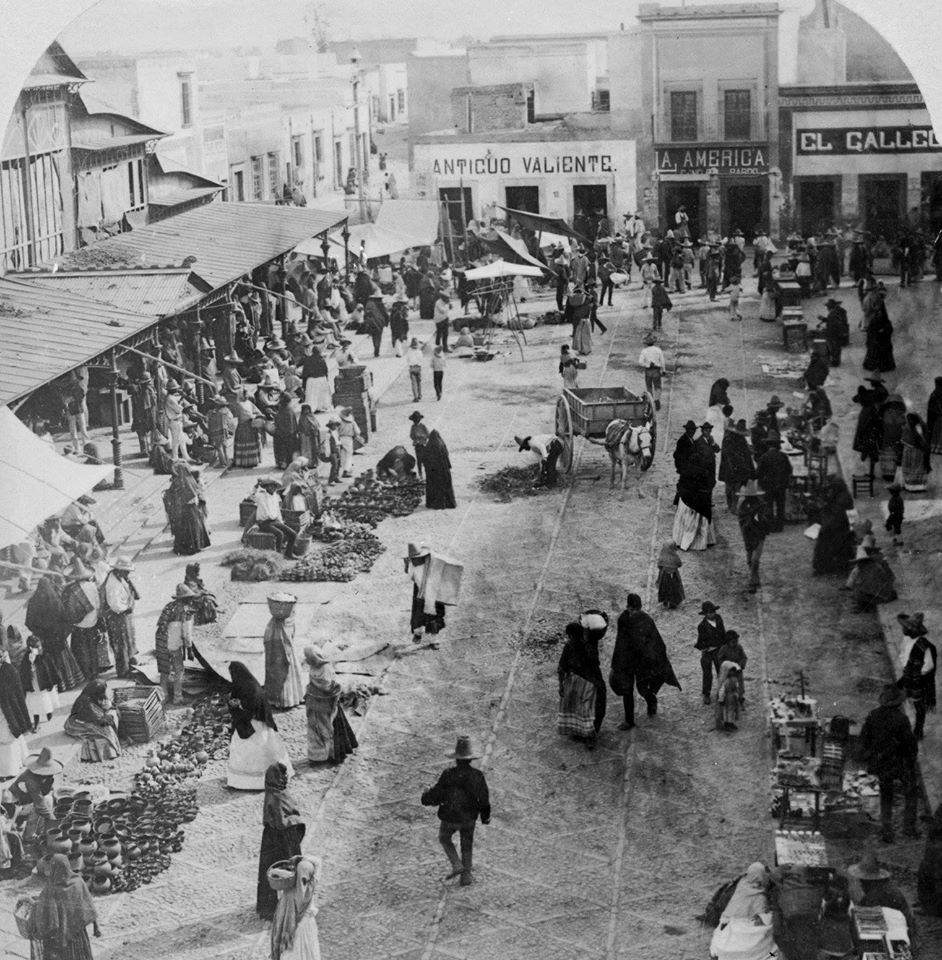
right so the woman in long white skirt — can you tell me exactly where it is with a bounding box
[227,662,294,790]
[0,652,31,777]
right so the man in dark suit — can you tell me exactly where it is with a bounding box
[755,434,792,532]
[695,601,726,705]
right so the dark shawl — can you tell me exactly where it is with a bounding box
[0,659,31,738]
[229,661,277,738]
[610,609,681,691]
[262,762,304,831]
[68,680,115,728]
[273,399,300,439]
[718,431,755,486]
[28,854,97,945]
[423,430,456,510]
[164,461,201,522]
[927,386,942,439]
[300,352,328,383]
[18,644,61,693]
[708,379,730,408]
[558,628,604,688]
[853,395,883,461]
[25,576,69,641]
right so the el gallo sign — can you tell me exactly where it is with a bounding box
[796,126,942,155]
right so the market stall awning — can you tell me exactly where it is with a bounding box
[374,199,440,247]
[13,267,201,317]
[464,260,545,280]
[496,206,589,244]
[485,229,554,275]
[296,221,430,262]
[50,202,348,295]
[0,406,112,550]
[0,276,166,407]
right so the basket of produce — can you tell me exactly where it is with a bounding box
[266,592,297,620]
[113,686,165,744]
[267,856,302,890]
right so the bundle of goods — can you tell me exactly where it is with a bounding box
[340,681,384,716]
[308,514,379,543]
[280,538,386,583]
[319,472,424,527]
[221,548,287,582]
[773,753,822,791]
[479,464,568,501]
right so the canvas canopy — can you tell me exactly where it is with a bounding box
[375,199,439,247]
[295,221,427,262]
[0,407,112,550]
[463,260,545,280]
[497,206,589,244]
[486,230,554,274]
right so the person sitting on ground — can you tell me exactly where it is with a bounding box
[63,680,121,762]
[709,863,776,959]
[453,326,475,358]
[846,851,917,940]
[847,535,897,611]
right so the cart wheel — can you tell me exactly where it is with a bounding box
[555,396,574,473]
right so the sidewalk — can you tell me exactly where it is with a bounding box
[0,318,435,771]
[799,276,942,811]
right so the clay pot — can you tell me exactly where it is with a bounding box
[47,832,71,855]
[101,838,122,861]
[72,801,93,818]
[78,837,97,856]
[67,828,84,847]
[83,853,98,871]
[91,853,112,877]
[126,845,142,861]
[126,795,147,814]
[68,853,84,872]
[91,876,111,895]
[94,817,113,834]
[54,802,73,819]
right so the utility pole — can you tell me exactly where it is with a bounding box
[351,48,368,222]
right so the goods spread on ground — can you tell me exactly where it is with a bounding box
[279,538,386,582]
[40,694,230,895]
[320,472,425,526]
[220,548,287,582]
[509,619,562,662]
[479,464,569,501]
[768,695,818,723]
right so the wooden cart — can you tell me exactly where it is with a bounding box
[554,386,657,473]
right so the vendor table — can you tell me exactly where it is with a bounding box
[782,319,808,353]
[769,695,821,754]
[779,280,803,308]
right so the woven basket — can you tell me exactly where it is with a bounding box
[267,593,297,619]
[14,898,33,938]
[267,857,301,890]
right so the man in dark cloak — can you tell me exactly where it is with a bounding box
[819,298,849,366]
[423,429,456,510]
[609,593,681,729]
[719,419,755,511]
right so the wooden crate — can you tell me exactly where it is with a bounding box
[113,686,165,744]
[565,387,645,437]
[783,321,807,354]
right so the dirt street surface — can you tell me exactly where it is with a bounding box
[4,274,942,960]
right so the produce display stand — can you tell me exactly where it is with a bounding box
[774,829,828,868]
[555,386,656,473]
[769,694,821,755]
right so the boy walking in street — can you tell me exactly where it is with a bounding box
[421,735,491,886]
[431,346,446,401]
[738,480,773,594]
[650,278,673,332]
[728,275,742,321]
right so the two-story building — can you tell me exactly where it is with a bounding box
[622,2,781,240]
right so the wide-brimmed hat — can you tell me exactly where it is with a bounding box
[699,601,719,615]
[339,407,354,422]
[405,542,430,561]
[825,299,843,307]
[303,645,329,667]
[683,420,697,431]
[642,254,656,263]
[643,331,658,345]
[111,556,134,573]
[514,435,532,452]
[699,421,713,432]
[408,411,424,423]
[166,380,181,393]
[210,395,229,406]
[898,611,927,636]
[222,354,242,365]
[173,583,197,601]
[78,494,96,506]
[23,747,64,777]
[848,851,891,881]
[266,338,286,350]
[739,479,765,498]
[767,395,784,409]
[258,475,282,489]
[446,735,481,760]
[886,482,902,493]
[851,545,874,563]
[766,432,782,446]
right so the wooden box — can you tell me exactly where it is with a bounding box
[783,321,807,354]
[113,686,165,743]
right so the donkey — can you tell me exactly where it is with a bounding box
[604,418,654,493]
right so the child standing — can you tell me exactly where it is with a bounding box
[207,397,234,468]
[886,481,904,542]
[431,346,446,401]
[325,416,342,485]
[337,407,362,479]
[655,541,684,609]
[640,255,660,307]
[18,636,60,731]
[298,404,322,464]
[650,278,673,331]
[406,337,423,402]
[728,275,742,321]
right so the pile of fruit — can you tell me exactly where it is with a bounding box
[280,538,386,582]
[308,514,379,543]
[479,464,567,501]
[320,472,424,527]
[221,548,287,582]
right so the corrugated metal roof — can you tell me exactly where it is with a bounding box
[72,133,163,151]
[51,202,347,292]
[13,268,200,317]
[0,277,162,407]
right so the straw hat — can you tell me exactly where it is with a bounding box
[112,556,135,573]
[67,558,94,581]
[173,583,197,601]
[408,411,424,423]
[643,331,658,346]
[339,407,354,422]
[23,747,64,777]
[405,542,430,560]
[768,395,784,408]
[446,735,481,760]
[898,611,927,637]
[258,475,282,489]
[303,646,329,667]
[738,479,765,498]
[847,851,891,881]
[514,435,532,452]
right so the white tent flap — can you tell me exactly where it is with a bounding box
[464,260,545,280]
[0,407,113,549]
